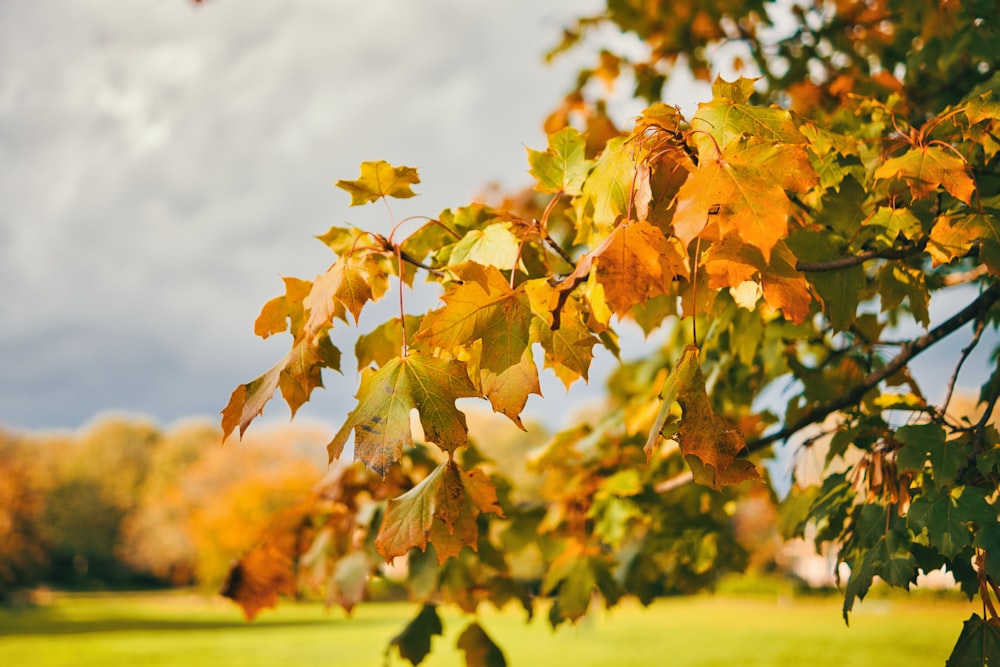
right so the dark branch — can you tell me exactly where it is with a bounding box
[747,281,1000,453]
[795,237,928,272]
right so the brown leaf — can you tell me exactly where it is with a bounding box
[220,542,296,621]
[376,461,503,564]
[646,346,761,490]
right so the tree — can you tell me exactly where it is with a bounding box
[222,1,1000,664]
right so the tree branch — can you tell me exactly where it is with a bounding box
[795,237,928,272]
[747,281,1000,453]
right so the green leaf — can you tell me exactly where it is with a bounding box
[864,206,924,246]
[945,614,1000,667]
[786,229,866,331]
[329,551,370,615]
[895,423,946,474]
[456,622,507,667]
[444,222,522,270]
[328,355,479,472]
[973,522,1000,581]
[690,91,805,162]
[574,136,645,241]
[711,75,758,103]
[355,316,421,370]
[389,604,443,666]
[908,485,994,558]
[527,126,592,196]
[541,542,620,625]
[336,160,420,206]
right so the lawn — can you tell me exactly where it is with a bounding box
[0,589,976,666]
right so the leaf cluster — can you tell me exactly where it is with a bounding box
[222,1,1000,663]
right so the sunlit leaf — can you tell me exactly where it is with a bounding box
[336,160,420,206]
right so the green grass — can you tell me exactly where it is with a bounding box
[0,589,976,666]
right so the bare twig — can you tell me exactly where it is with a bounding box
[795,237,928,272]
[747,282,1000,453]
[942,317,986,417]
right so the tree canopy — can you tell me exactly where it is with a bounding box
[222,1,1000,664]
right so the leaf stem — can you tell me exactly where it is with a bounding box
[396,244,408,357]
[691,237,702,347]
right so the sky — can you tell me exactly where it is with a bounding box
[0,0,640,434]
[2,0,995,441]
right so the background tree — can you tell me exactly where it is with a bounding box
[223,0,1000,664]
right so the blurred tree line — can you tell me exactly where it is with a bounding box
[0,411,791,603]
[0,417,328,598]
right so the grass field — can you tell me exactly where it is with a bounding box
[0,589,976,666]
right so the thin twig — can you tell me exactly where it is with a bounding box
[747,282,1000,453]
[942,318,986,417]
[795,237,928,272]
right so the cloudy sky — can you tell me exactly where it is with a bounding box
[0,0,635,433]
[2,1,993,439]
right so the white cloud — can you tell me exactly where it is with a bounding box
[0,0,608,430]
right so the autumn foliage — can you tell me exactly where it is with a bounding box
[222,0,1000,665]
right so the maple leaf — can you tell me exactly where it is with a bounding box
[417,263,539,426]
[443,222,522,270]
[457,622,507,667]
[907,484,993,559]
[527,281,598,388]
[690,77,806,161]
[327,355,479,473]
[592,219,686,319]
[355,316,420,370]
[574,136,650,241]
[389,604,443,667]
[760,242,813,324]
[874,145,975,204]
[786,228,865,331]
[254,277,311,339]
[703,235,812,324]
[222,364,283,442]
[220,542,296,621]
[928,213,1000,265]
[220,503,310,621]
[528,126,593,196]
[945,614,1000,667]
[645,345,761,490]
[479,348,541,429]
[877,262,930,328]
[221,332,341,440]
[336,160,420,206]
[375,461,504,564]
[672,138,817,261]
[328,551,370,615]
[304,252,389,331]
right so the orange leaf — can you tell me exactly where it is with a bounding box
[673,140,817,261]
[593,220,686,318]
[874,145,975,204]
